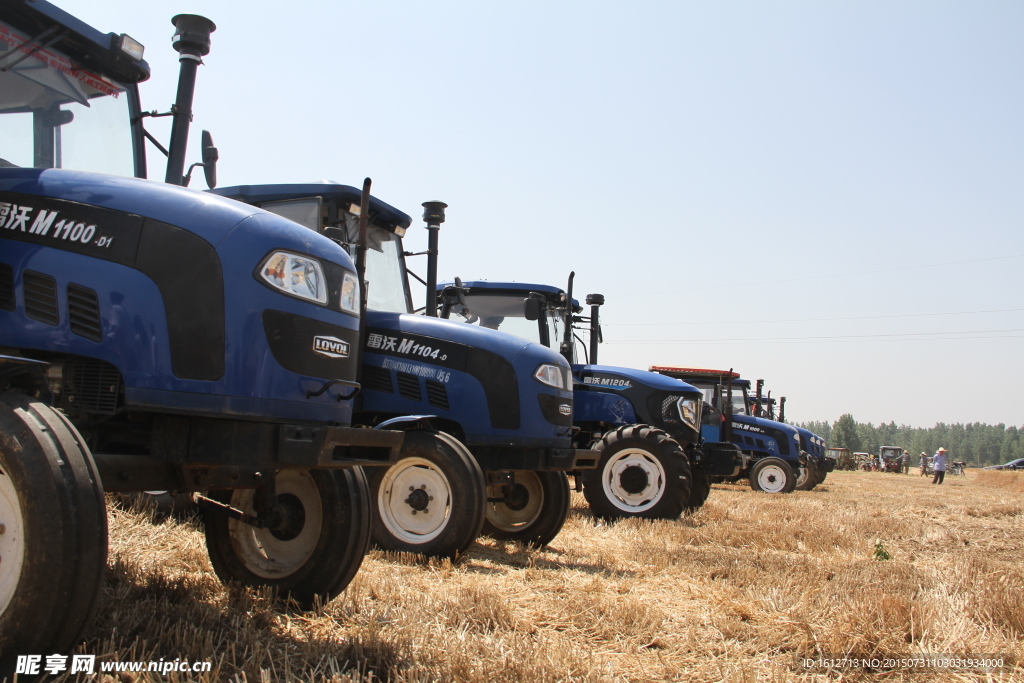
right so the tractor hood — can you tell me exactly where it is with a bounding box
[0,168,356,267]
[2,168,253,246]
[573,364,701,396]
[364,310,569,369]
[733,413,800,437]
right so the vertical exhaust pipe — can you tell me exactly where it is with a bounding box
[585,293,604,365]
[422,201,447,316]
[164,14,215,185]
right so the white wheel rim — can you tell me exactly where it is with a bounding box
[755,464,789,493]
[602,448,666,513]
[0,466,26,615]
[227,470,323,580]
[795,466,808,487]
[486,471,544,532]
[378,457,452,544]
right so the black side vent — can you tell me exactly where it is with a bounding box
[362,365,393,394]
[23,270,58,325]
[63,358,122,415]
[396,372,421,401]
[425,380,449,410]
[67,284,102,342]
[0,264,13,311]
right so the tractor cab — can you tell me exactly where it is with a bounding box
[1,0,217,185]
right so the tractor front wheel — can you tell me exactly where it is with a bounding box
[582,425,691,520]
[203,467,370,608]
[0,393,107,670]
[795,459,819,491]
[749,457,797,494]
[684,472,712,511]
[482,470,570,547]
[367,431,485,559]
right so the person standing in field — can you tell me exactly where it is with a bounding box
[932,447,948,485]
[901,450,909,474]
[919,452,928,476]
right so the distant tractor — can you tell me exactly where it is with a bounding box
[827,447,856,471]
[879,446,904,473]
[433,277,739,517]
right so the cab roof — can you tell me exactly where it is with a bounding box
[210,182,412,233]
[1,0,151,84]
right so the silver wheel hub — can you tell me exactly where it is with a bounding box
[602,448,666,513]
[756,464,788,494]
[486,471,544,532]
[226,470,322,580]
[378,457,452,544]
[0,467,25,615]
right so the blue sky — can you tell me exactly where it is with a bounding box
[56,1,1024,427]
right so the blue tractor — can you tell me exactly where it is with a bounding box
[0,1,409,662]
[209,184,599,554]
[749,381,832,489]
[434,278,743,516]
[650,368,810,493]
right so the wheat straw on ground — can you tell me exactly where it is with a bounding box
[57,470,1024,682]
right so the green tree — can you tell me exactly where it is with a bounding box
[831,414,862,453]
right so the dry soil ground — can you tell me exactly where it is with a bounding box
[55,469,1023,682]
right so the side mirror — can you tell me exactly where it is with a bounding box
[322,226,346,241]
[524,296,541,321]
[201,130,219,189]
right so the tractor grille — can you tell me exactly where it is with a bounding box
[0,264,13,311]
[23,270,59,325]
[67,284,102,342]
[396,372,421,401]
[62,358,121,414]
[425,379,449,410]
[362,365,393,394]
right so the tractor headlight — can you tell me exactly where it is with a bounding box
[340,271,359,315]
[258,251,327,305]
[676,397,701,430]
[534,364,567,390]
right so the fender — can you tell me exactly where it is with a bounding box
[0,355,53,403]
[376,415,436,432]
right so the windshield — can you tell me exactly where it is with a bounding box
[726,386,749,415]
[363,225,410,313]
[449,293,549,343]
[0,22,135,176]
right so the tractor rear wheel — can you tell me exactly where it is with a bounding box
[795,460,819,491]
[367,431,485,559]
[0,393,107,669]
[482,470,569,547]
[204,467,370,608]
[749,457,797,493]
[582,425,691,520]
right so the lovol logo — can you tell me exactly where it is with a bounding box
[313,336,350,359]
[558,404,572,416]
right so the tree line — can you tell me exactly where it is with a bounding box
[795,415,1024,467]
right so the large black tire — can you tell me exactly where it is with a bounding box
[0,393,107,668]
[684,472,712,511]
[204,467,370,608]
[749,457,797,494]
[366,431,485,559]
[482,470,570,547]
[795,459,819,491]
[816,465,829,485]
[582,425,692,520]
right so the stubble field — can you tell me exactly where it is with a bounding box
[57,469,1023,682]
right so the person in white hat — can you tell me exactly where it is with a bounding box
[919,452,928,477]
[932,447,948,484]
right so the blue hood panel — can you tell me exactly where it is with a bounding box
[1,168,255,248]
[574,364,701,394]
